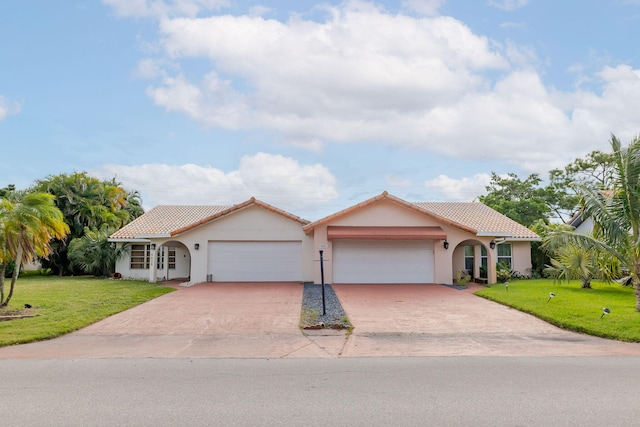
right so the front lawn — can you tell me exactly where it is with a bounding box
[476,279,640,342]
[0,275,174,347]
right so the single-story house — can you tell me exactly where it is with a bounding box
[110,192,539,285]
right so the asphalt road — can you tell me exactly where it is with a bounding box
[4,356,640,426]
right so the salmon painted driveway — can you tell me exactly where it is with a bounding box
[1,282,640,359]
[0,283,339,359]
[333,284,640,357]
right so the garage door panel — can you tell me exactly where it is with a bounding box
[333,240,434,284]
[208,241,301,282]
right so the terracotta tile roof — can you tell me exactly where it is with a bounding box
[110,205,231,239]
[303,191,539,240]
[110,198,310,240]
[414,202,540,240]
[303,191,476,233]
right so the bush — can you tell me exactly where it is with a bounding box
[496,262,512,283]
[456,269,471,285]
[3,261,16,278]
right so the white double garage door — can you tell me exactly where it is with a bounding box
[207,240,435,283]
[333,240,434,284]
[208,241,301,282]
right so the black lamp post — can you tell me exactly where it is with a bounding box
[319,250,326,316]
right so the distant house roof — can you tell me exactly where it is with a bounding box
[109,198,310,240]
[568,209,584,228]
[303,192,539,240]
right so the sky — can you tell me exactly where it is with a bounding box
[1,0,640,220]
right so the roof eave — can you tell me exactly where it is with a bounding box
[303,191,477,234]
[171,197,310,237]
[476,232,513,237]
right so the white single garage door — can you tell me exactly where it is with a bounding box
[208,241,301,282]
[333,240,434,284]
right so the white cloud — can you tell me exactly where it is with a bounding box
[425,173,492,201]
[102,0,229,18]
[110,1,640,175]
[0,96,21,120]
[91,152,338,215]
[401,0,446,16]
[147,73,249,129]
[487,0,530,11]
[134,58,166,79]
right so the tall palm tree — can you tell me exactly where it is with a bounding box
[543,135,640,310]
[0,192,69,306]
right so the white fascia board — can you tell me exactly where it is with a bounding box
[108,238,151,243]
[475,232,513,237]
[135,234,171,239]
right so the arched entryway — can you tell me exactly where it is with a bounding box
[451,239,494,284]
[153,240,191,282]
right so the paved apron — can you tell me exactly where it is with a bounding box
[1,282,639,359]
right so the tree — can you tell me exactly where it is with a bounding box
[544,243,619,288]
[529,220,574,278]
[0,185,16,198]
[32,172,142,275]
[543,134,640,310]
[479,172,551,226]
[0,192,69,306]
[68,225,128,277]
[556,149,616,189]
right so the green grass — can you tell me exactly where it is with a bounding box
[0,275,174,347]
[476,279,640,342]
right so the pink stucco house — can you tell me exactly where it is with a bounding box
[110,192,539,285]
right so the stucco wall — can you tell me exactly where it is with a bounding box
[131,205,314,283]
[511,241,533,276]
[115,200,532,285]
[309,199,503,284]
[114,243,149,280]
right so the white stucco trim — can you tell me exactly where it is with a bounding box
[476,232,513,237]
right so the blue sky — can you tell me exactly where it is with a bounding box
[1,0,640,220]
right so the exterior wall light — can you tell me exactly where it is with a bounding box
[443,240,449,250]
[150,243,156,250]
[490,241,496,250]
[194,243,200,250]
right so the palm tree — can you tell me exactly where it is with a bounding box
[0,192,69,306]
[544,243,619,288]
[34,172,135,275]
[68,225,128,277]
[543,134,640,310]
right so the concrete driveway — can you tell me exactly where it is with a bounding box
[0,283,335,359]
[1,282,640,359]
[333,284,640,357]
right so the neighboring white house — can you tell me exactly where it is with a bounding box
[567,209,594,235]
[110,192,540,285]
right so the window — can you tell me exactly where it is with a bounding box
[168,248,176,270]
[130,244,150,269]
[156,246,164,270]
[480,246,488,277]
[464,246,474,272]
[497,243,512,269]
